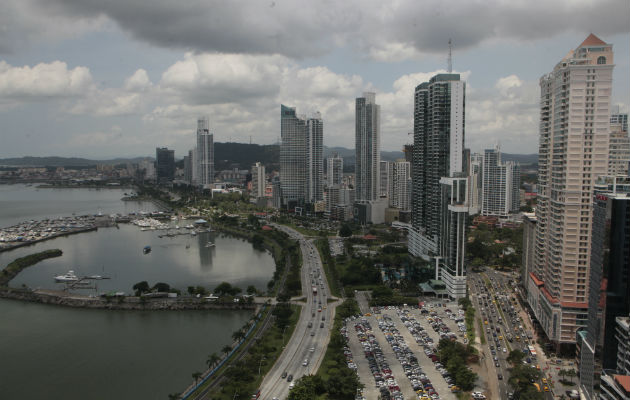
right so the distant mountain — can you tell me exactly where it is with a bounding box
[502,153,538,165]
[323,146,405,166]
[0,156,149,167]
[214,142,279,171]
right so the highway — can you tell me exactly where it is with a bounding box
[259,225,335,400]
[469,270,553,400]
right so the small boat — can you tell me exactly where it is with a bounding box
[55,270,79,283]
[143,245,152,254]
[191,230,197,236]
[205,242,215,248]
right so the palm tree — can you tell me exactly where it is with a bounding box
[566,369,577,383]
[222,345,232,357]
[168,394,180,400]
[206,352,220,369]
[192,371,202,385]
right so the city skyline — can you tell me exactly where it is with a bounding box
[0,1,628,159]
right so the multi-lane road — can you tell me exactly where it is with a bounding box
[259,225,335,400]
[469,270,553,400]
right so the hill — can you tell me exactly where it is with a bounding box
[0,156,148,167]
[214,142,279,171]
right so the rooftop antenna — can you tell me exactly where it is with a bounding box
[447,38,453,73]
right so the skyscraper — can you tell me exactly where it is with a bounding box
[326,154,343,186]
[579,181,630,399]
[611,105,628,132]
[355,92,380,202]
[196,117,214,188]
[608,121,630,176]
[307,112,323,204]
[280,105,323,207]
[481,146,521,216]
[529,34,614,349]
[409,73,468,299]
[388,160,411,211]
[155,147,175,184]
[251,162,266,199]
[380,161,390,198]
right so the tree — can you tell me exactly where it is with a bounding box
[507,349,525,366]
[192,371,202,384]
[132,281,150,296]
[246,285,257,296]
[214,282,234,296]
[565,369,577,383]
[222,345,232,356]
[187,286,195,296]
[168,393,180,400]
[458,297,472,310]
[232,330,245,343]
[206,353,220,369]
[339,224,352,237]
[153,282,171,292]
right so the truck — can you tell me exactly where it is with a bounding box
[312,286,317,295]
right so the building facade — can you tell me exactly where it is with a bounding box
[355,92,381,202]
[327,154,343,186]
[481,146,521,216]
[530,34,614,348]
[251,162,266,199]
[306,113,323,204]
[409,73,468,299]
[155,147,175,184]
[196,117,214,188]
[608,122,630,176]
[389,161,411,211]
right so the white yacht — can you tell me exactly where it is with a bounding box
[55,270,79,283]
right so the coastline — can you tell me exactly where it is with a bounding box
[0,226,97,253]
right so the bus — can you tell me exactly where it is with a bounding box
[528,345,537,357]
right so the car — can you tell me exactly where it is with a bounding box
[322,316,325,321]
[281,371,287,379]
[542,378,548,384]
[310,331,315,336]
[495,362,500,367]
[309,347,315,352]
[498,374,503,380]
[543,385,549,392]
[302,359,309,366]
[289,382,295,389]
[287,374,293,382]
[320,322,324,328]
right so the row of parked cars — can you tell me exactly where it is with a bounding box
[378,314,440,400]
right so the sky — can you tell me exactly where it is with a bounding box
[0,0,628,159]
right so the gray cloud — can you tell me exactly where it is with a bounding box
[18,0,627,60]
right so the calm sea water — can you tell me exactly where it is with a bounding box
[0,184,272,399]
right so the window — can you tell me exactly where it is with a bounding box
[597,56,606,65]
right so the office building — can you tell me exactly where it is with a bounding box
[155,147,175,184]
[468,153,482,215]
[481,146,521,216]
[327,154,343,186]
[355,92,381,202]
[307,113,323,203]
[579,185,630,399]
[522,213,537,291]
[529,34,614,349]
[196,117,214,188]
[251,162,266,199]
[280,105,323,207]
[409,73,468,299]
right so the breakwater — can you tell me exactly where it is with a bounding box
[0,288,257,311]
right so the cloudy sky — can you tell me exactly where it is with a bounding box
[0,0,628,159]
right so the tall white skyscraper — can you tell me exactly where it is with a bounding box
[481,146,521,216]
[410,73,468,299]
[528,34,614,348]
[251,162,266,199]
[389,160,411,211]
[196,117,214,188]
[280,105,323,207]
[355,92,380,202]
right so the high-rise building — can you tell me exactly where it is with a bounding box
[155,147,175,184]
[280,105,323,207]
[307,113,323,204]
[481,146,521,216]
[409,73,468,299]
[380,161,390,198]
[183,154,192,184]
[579,183,630,399]
[529,34,614,349]
[521,213,537,291]
[355,92,380,202]
[611,106,628,132]
[251,162,266,199]
[196,117,214,188]
[616,315,630,375]
[389,161,411,211]
[327,154,343,186]
[608,122,630,176]
[468,153,483,215]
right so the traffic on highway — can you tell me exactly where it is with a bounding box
[259,225,335,400]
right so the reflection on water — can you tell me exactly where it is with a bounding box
[2,224,275,293]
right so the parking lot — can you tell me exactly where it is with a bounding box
[343,300,485,400]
